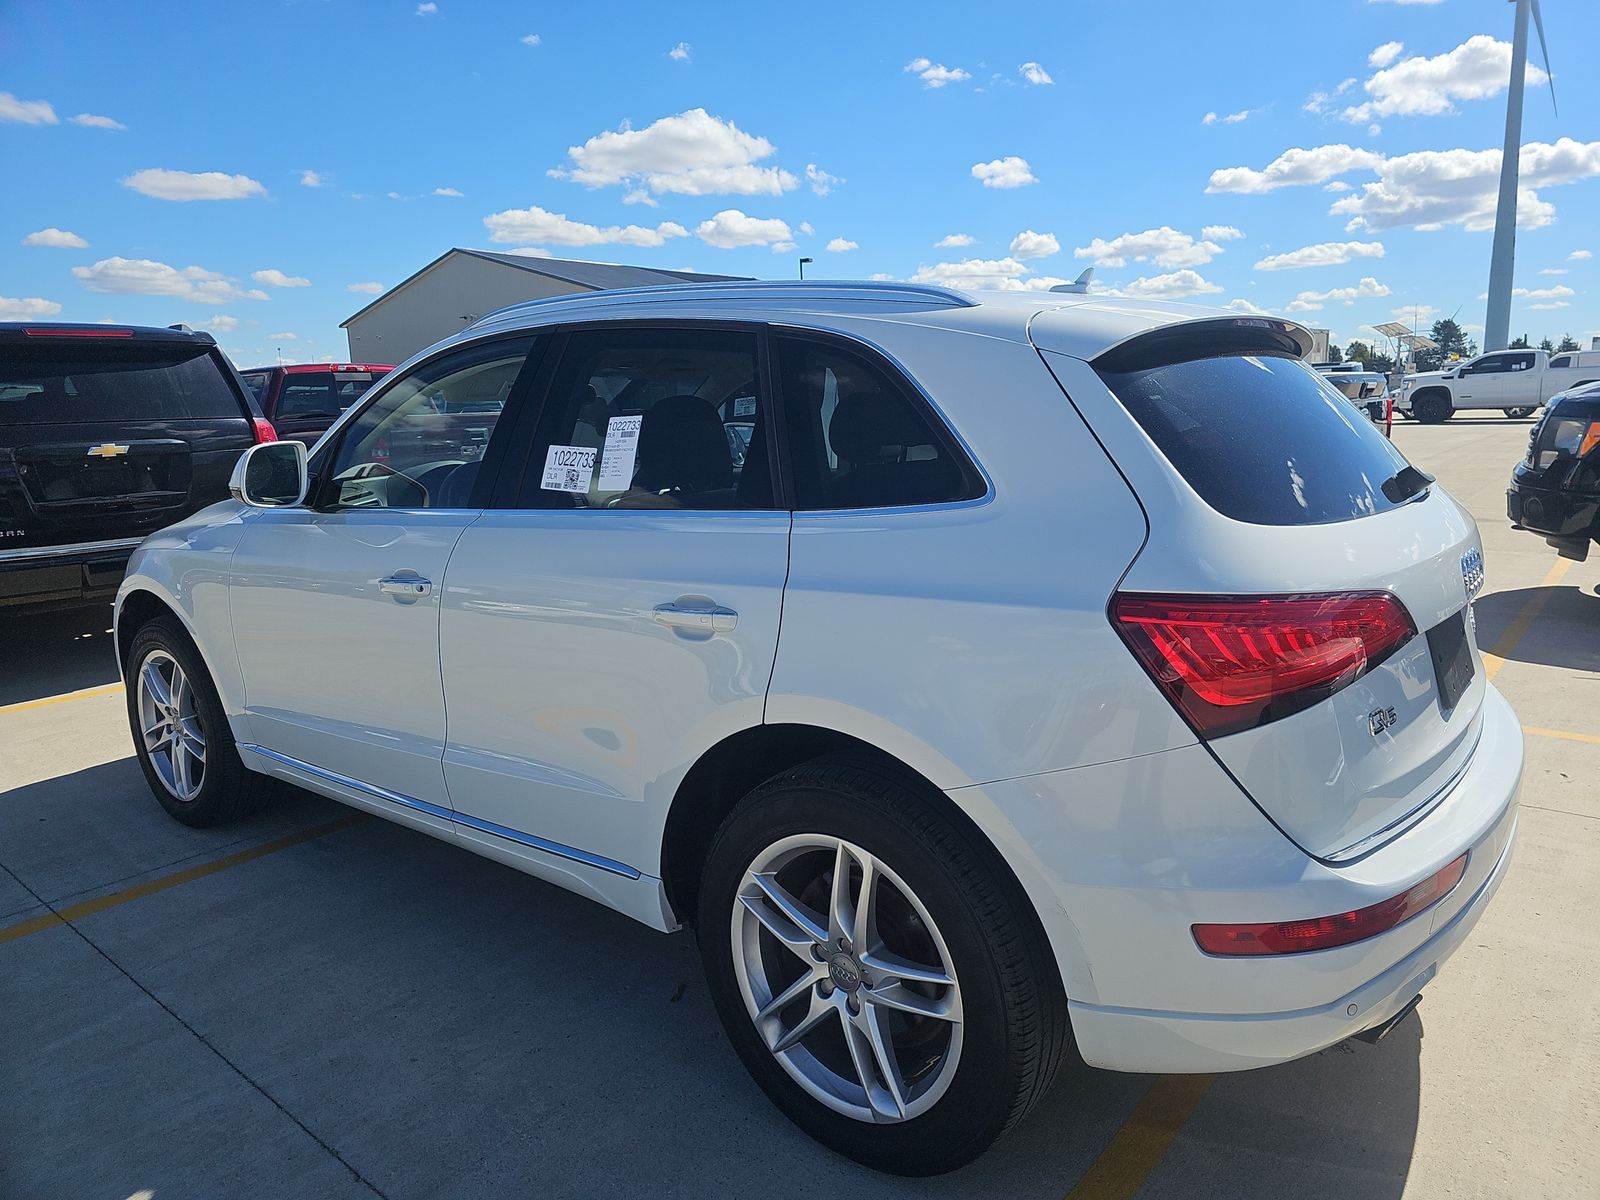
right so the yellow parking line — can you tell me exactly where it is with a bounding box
[1523,725,1600,746]
[0,814,366,947]
[1063,1074,1215,1200]
[0,682,125,715]
[1482,558,1573,682]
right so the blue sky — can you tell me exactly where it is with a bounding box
[3,0,1598,366]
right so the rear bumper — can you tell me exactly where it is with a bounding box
[0,537,142,608]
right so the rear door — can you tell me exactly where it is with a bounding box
[1453,353,1511,409]
[0,332,254,556]
[438,324,789,878]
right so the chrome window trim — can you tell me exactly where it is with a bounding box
[243,744,642,879]
[0,536,145,563]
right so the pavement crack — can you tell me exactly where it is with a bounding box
[0,857,390,1199]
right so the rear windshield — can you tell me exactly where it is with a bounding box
[1096,353,1411,526]
[0,342,245,426]
[274,371,383,420]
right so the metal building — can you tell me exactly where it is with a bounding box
[340,249,749,361]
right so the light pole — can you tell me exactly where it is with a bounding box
[798,256,813,280]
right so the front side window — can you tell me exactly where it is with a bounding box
[523,328,773,509]
[319,339,534,509]
[775,336,979,510]
[1465,355,1509,376]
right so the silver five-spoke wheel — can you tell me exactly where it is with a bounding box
[136,649,206,803]
[731,834,963,1124]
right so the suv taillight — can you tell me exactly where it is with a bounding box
[1111,592,1416,738]
[251,417,278,444]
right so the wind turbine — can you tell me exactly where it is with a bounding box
[1484,0,1556,352]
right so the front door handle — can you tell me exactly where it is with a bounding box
[379,575,433,599]
[653,601,737,634]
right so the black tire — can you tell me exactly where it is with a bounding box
[1414,391,1453,424]
[698,757,1069,1175]
[1503,406,1536,419]
[125,616,275,827]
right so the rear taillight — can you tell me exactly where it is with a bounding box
[251,418,278,444]
[1193,854,1468,956]
[1111,592,1416,738]
[23,326,133,337]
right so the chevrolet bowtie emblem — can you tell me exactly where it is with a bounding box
[87,443,130,458]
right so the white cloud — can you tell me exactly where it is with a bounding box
[1254,240,1385,271]
[200,315,239,333]
[1284,276,1391,311]
[433,186,464,197]
[1390,305,1440,325]
[805,163,842,195]
[1324,180,1354,192]
[1529,301,1570,311]
[1202,109,1252,125]
[1009,229,1060,259]
[1570,249,1592,261]
[1368,41,1405,69]
[123,168,266,201]
[1334,139,1600,232]
[1019,62,1053,86]
[1118,270,1223,299]
[904,58,971,88]
[825,237,858,253]
[669,41,691,62]
[971,156,1037,188]
[1208,144,1384,193]
[936,233,975,248]
[798,222,815,236]
[1341,35,1545,123]
[416,3,437,14]
[299,169,323,187]
[1201,225,1244,241]
[72,257,269,305]
[696,209,792,248]
[22,227,88,248]
[503,247,553,257]
[770,240,796,253]
[550,108,797,198]
[347,281,385,294]
[485,203,688,247]
[1225,298,1273,316]
[1499,285,1576,300]
[252,268,311,288]
[0,296,62,319]
[910,257,1031,289]
[1540,268,1569,276]
[0,92,57,124]
[266,331,297,341]
[521,33,541,46]
[71,112,125,130]
[1074,226,1224,268]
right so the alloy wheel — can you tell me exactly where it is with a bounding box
[135,650,207,803]
[731,834,964,1124]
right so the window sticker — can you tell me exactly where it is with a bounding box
[732,395,756,418]
[597,413,643,491]
[541,444,597,493]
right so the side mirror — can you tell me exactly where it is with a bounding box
[230,441,308,508]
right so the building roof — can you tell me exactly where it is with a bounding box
[339,248,751,328]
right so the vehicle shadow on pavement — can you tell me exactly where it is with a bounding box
[0,604,121,707]
[0,763,1424,1200]
[1474,581,1600,673]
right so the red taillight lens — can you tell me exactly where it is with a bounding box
[23,326,134,337]
[1193,854,1468,956]
[1112,592,1416,738]
[251,418,278,444]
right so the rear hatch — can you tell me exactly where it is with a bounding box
[0,328,257,553]
[1036,314,1486,861]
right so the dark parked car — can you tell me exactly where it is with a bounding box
[239,363,392,446]
[0,322,273,610]
[1507,381,1600,561]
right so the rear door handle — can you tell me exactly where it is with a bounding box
[379,575,433,599]
[653,601,737,634]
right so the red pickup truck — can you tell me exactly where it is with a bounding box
[238,362,392,446]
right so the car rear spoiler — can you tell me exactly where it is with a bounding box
[1092,316,1314,375]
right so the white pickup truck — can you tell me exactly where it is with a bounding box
[1402,349,1600,423]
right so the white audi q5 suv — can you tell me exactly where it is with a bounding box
[116,281,1521,1174]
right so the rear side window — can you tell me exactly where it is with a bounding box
[1096,353,1411,526]
[0,343,245,425]
[775,336,980,510]
[1550,356,1572,370]
[275,371,382,419]
[241,372,270,401]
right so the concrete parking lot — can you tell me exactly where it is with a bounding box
[2,415,1596,1200]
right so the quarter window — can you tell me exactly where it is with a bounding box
[522,328,773,509]
[1550,355,1572,369]
[318,339,534,510]
[775,336,978,509]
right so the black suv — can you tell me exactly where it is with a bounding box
[1507,381,1600,561]
[0,323,272,610]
